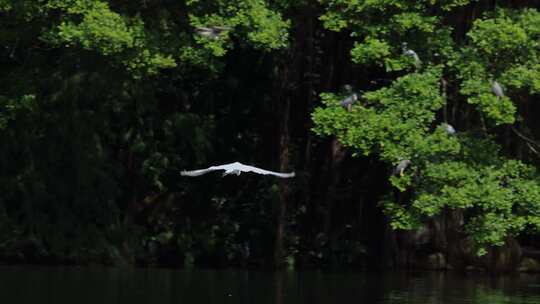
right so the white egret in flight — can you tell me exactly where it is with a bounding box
[180,162,295,178]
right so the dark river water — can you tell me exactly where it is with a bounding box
[1,266,540,304]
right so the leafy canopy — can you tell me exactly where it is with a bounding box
[313,3,540,253]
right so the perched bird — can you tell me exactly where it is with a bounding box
[440,78,448,95]
[180,162,295,178]
[491,80,504,98]
[342,84,353,92]
[402,42,422,69]
[393,159,412,176]
[194,26,230,39]
[339,93,358,111]
[443,123,456,135]
[240,241,250,260]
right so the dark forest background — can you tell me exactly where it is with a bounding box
[2,0,540,272]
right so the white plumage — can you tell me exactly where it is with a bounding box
[491,80,504,98]
[180,162,295,178]
[443,123,456,135]
[194,26,230,40]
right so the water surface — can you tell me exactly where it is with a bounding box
[1,266,540,303]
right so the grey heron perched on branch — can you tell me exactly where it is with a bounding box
[491,80,504,99]
[402,42,422,69]
[339,93,358,111]
[195,26,231,40]
[393,159,412,176]
[180,162,295,178]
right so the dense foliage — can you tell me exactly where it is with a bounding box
[312,2,540,255]
[1,0,540,268]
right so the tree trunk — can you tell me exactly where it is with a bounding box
[272,48,292,266]
[324,138,346,239]
[274,94,291,267]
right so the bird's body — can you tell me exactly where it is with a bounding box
[440,78,448,90]
[180,162,295,178]
[339,93,358,111]
[444,123,456,135]
[402,43,422,69]
[195,26,230,39]
[403,49,418,58]
[393,159,412,176]
[240,241,250,260]
[491,80,504,98]
[440,78,448,96]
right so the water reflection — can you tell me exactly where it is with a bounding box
[0,266,540,304]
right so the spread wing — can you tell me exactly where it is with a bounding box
[181,162,295,178]
[235,163,295,178]
[180,163,235,177]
